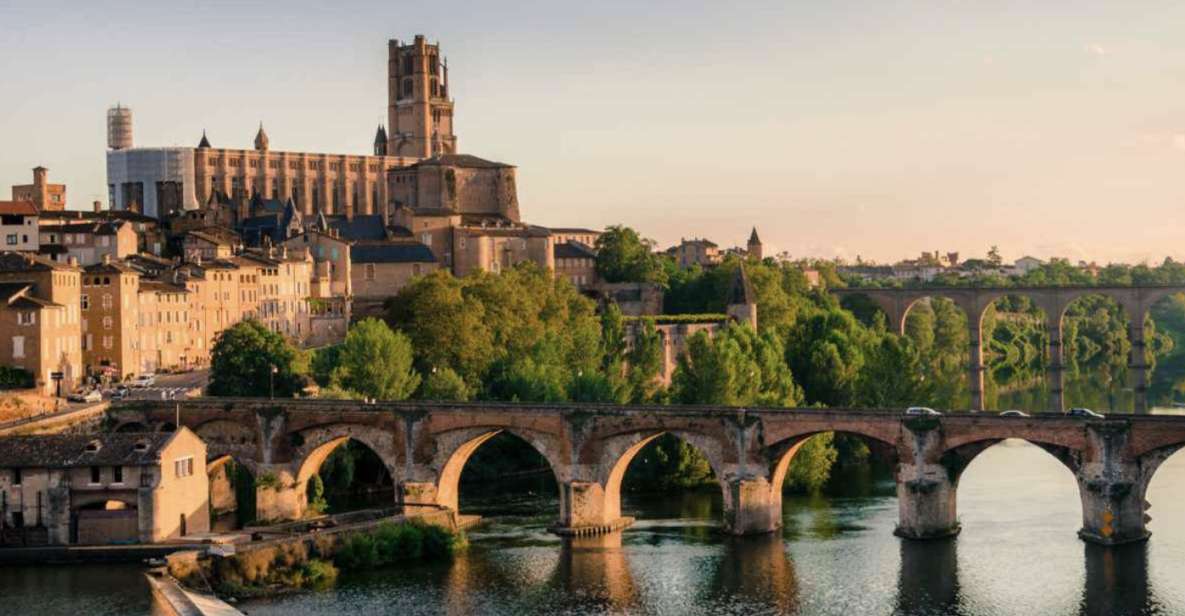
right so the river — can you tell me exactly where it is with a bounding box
[7,435,1183,615]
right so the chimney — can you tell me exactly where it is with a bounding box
[102,254,112,265]
[93,200,102,213]
[67,256,78,267]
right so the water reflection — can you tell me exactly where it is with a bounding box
[711,533,799,612]
[1080,542,1153,616]
[894,538,959,615]
[553,533,639,611]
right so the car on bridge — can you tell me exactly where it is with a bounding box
[1066,407,1105,419]
[1000,410,1029,417]
[905,406,941,416]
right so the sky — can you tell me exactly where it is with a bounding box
[2,1,1185,264]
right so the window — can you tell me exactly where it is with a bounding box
[402,79,413,98]
[12,468,21,486]
[12,336,24,359]
[420,232,431,247]
[17,312,34,325]
[5,234,15,245]
[102,317,113,330]
[112,466,123,484]
[174,457,194,478]
[102,294,112,309]
[90,466,101,484]
[365,263,375,281]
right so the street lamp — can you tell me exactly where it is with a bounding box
[269,364,278,400]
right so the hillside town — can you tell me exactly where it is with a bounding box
[6,28,1183,616]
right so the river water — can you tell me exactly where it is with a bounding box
[5,433,1185,615]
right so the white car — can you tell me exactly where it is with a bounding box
[68,389,102,403]
[904,406,941,416]
[130,374,156,388]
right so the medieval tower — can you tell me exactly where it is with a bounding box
[387,35,457,158]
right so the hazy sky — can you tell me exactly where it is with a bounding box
[3,1,1185,264]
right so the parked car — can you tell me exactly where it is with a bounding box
[130,374,156,388]
[1000,410,1029,417]
[1066,407,1104,419]
[110,387,129,401]
[68,389,102,403]
[905,406,941,416]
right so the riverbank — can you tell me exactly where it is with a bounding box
[169,508,469,601]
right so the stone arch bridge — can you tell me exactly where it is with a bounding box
[831,286,1185,412]
[107,399,1185,546]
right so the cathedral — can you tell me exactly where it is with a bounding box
[111,34,596,293]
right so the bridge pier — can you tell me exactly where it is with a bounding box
[1128,318,1149,414]
[1047,316,1067,412]
[1076,423,1151,545]
[722,476,780,535]
[895,421,960,540]
[253,465,305,523]
[968,312,986,410]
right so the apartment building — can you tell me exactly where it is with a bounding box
[80,258,140,379]
[0,253,82,395]
[0,201,39,252]
[136,279,193,374]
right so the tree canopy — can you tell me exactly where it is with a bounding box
[208,320,306,398]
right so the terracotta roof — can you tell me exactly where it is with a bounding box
[0,432,178,468]
[0,201,38,216]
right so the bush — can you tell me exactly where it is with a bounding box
[334,522,460,570]
[0,366,34,390]
[300,559,339,590]
[335,533,379,569]
[421,524,460,560]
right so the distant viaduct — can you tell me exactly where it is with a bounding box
[831,285,1185,413]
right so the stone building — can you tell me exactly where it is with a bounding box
[136,279,193,373]
[350,242,439,318]
[38,220,138,266]
[554,241,597,288]
[40,208,164,257]
[0,200,39,252]
[0,428,209,546]
[10,166,66,212]
[81,258,141,380]
[670,238,721,269]
[0,253,82,395]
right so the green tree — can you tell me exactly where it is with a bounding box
[331,318,421,401]
[208,320,305,397]
[594,225,668,285]
[672,324,801,407]
[420,367,472,401]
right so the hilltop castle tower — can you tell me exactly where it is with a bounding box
[747,227,763,260]
[387,35,457,158]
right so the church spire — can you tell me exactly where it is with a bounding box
[254,122,269,151]
[197,130,211,149]
[374,125,388,156]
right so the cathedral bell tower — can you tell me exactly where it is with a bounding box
[387,35,457,159]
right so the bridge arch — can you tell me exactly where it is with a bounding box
[767,429,899,497]
[292,423,401,488]
[594,429,728,528]
[432,426,567,514]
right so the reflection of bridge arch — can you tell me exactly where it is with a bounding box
[832,285,1185,412]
